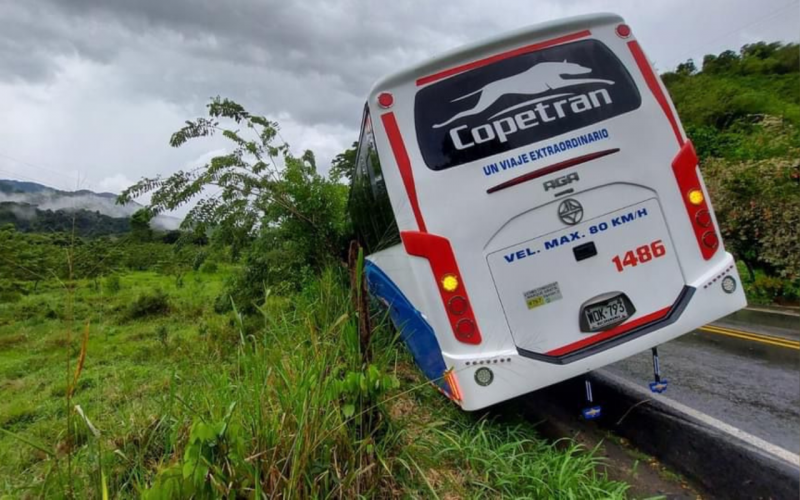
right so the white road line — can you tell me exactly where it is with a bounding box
[599,370,800,468]
[745,307,800,318]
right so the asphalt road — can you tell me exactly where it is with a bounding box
[606,313,800,454]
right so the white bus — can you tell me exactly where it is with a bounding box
[348,13,747,411]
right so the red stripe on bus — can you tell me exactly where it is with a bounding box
[381,112,428,233]
[416,30,592,86]
[628,40,684,146]
[546,306,671,357]
[486,148,620,194]
[401,231,482,345]
[672,140,718,260]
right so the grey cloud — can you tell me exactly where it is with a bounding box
[0,0,797,199]
[3,0,545,131]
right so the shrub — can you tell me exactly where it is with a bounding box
[745,274,800,305]
[702,147,800,280]
[0,290,22,304]
[199,260,218,274]
[192,251,207,271]
[127,289,170,319]
[105,274,122,294]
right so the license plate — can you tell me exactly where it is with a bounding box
[584,296,629,331]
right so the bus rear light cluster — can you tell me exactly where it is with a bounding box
[671,141,719,260]
[402,231,483,345]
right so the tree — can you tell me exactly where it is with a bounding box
[329,142,358,183]
[118,97,350,309]
[702,49,740,74]
[130,208,154,242]
[676,59,696,76]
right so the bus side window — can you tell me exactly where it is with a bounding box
[350,127,373,250]
[348,106,401,255]
[364,113,400,252]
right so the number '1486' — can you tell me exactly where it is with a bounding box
[612,240,666,272]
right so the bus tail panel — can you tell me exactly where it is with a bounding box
[486,196,685,357]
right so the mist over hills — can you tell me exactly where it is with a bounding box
[0,179,181,232]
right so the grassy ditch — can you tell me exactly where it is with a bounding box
[0,267,627,498]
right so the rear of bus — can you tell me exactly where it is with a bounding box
[365,13,747,410]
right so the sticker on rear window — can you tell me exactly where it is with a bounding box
[524,281,562,310]
[415,39,641,171]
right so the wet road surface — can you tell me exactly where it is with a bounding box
[606,317,800,453]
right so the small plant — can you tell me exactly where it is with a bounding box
[335,364,399,419]
[127,289,170,319]
[143,403,243,498]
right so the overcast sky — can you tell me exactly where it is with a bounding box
[0,0,797,203]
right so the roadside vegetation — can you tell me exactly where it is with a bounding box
[0,252,628,498]
[662,41,799,305]
[0,40,797,498]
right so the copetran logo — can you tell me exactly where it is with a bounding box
[432,61,614,148]
[415,39,641,171]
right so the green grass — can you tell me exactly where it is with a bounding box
[0,267,629,498]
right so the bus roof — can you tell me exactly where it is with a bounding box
[368,13,624,99]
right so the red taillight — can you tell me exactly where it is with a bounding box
[702,231,719,249]
[377,92,394,108]
[672,141,719,260]
[448,296,468,315]
[401,231,482,345]
[455,319,476,341]
[615,24,631,38]
[695,210,712,228]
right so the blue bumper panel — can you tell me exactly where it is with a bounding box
[364,261,449,395]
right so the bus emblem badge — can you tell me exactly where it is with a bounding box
[558,199,583,225]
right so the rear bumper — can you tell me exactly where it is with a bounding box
[446,252,747,411]
[517,286,694,364]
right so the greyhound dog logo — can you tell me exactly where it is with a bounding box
[433,61,614,129]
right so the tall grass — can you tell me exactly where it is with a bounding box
[1,262,629,498]
[131,267,402,498]
[426,419,628,498]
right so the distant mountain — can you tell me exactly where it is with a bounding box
[0,179,52,194]
[0,179,181,231]
[0,201,131,237]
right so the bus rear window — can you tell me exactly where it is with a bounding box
[415,39,641,171]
